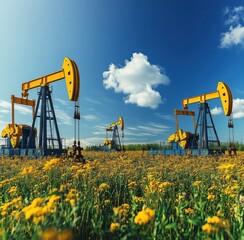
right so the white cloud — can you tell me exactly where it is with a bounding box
[81,114,97,121]
[125,122,170,138]
[220,6,244,48]
[66,137,104,147]
[55,98,70,106]
[0,109,10,114]
[211,107,223,115]
[154,112,174,120]
[212,98,244,118]
[55,108,72,126]
[103,52,170,109]
[224,6,244,25]
[220,24,244,48]
[137,124,170,133]
[233,98,244,118]
[0,100,32,115]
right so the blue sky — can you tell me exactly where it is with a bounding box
[1,0,244,147]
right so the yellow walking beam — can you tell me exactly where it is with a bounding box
[11,95,35,128]
[182,82,232,116]
[107,116,124,131]
[21,57,80,102]
[174,109,196,132]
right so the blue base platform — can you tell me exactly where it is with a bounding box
[0,148,67,158]
[147,149,210,156]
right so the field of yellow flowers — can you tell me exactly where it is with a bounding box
[0,151,243,239]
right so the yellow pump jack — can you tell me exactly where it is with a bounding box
[168,82,232,152]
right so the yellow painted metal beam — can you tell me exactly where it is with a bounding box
[182,82,232,116]
[21,57,80,102]
[217,82,232,116]
[174,109,196,132]
[22,71,64,97]
[11,95,35,129]
[108,116,124,131]
[174,109,195,116]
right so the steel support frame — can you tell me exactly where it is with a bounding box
[27,86,62,156]
[194,102,220,150]
[112,125,122,151]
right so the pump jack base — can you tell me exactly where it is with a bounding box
[0,148,67,158]
[73,155,86,164]
[148,148,223,156]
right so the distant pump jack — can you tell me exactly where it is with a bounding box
[103,116,124,152]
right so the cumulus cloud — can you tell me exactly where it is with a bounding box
[220,24,244,48]
[103,52,170,109]
[232,98,244,118]
[220,6,244,48]
[211,107,223,115]
[211,98,244,118]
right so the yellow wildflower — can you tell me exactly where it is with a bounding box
[98,183,110,192]
[193,181,202,187]
[104,199,111,205]
[21,166,34,175]
[22,197,44,220]
[224,185,239,197]
[25,206,43,220]
[71,165,79,171]
[12,196,22,204]
[47,195,60,207]
[42,195,60,213]
[31,197,43,207]
[43,158,59,171]
[8,186,18,194]
[159,181,173,188]
[225,174,231,180]
[207,216,221,224]
[218,163,236,170]
[65,189,78,201]
[128,181,137,190]
[59,184,70,192]
[208,185,218,191]
[1,211,7,216]
[0,202,12,212]
[133,196,145,203]
[70,199,76,208]
[113,203,130,218]
[11,210,21,220]
[33,215,44,224]
[206,215,230,229]
[207,193,215,201]
[184,208,194,214]
[39,228,59,240]
[217,210,223,217]
[202,223,218,234]
[110,222,120,233]
[57,229,74,240]
[134,208,155,225]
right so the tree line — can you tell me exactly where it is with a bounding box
[84,142,244,151]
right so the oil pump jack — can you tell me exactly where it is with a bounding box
[103,116,124,151]
[148,82,233,156]
[0,57,82,158]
